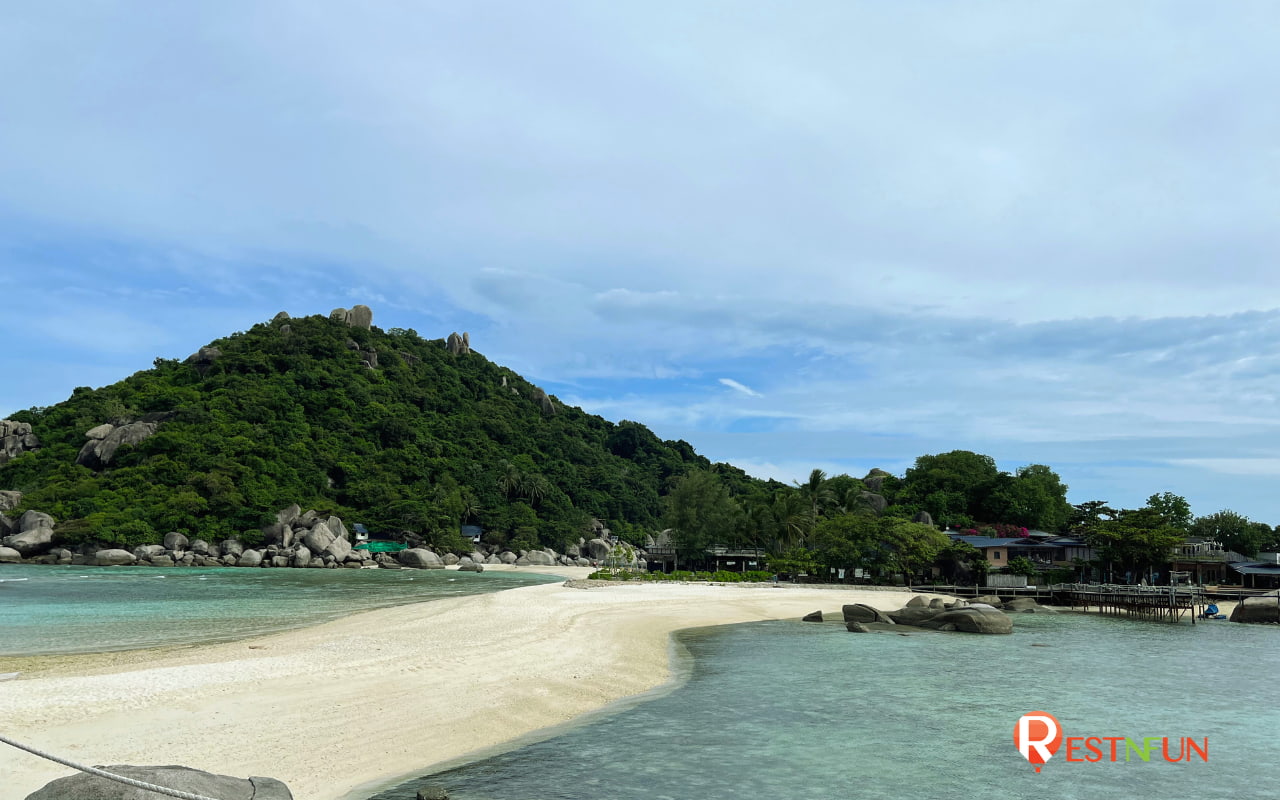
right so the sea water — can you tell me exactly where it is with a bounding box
[367,612,1280,800]
[0,563,558,656]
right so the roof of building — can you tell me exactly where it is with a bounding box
[949,535,1056,549]
[1228,562,1280,575]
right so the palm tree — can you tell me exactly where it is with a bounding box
[769,490,809,552]
[795,469,835,539]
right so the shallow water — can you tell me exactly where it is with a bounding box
[0,563,558,656]
[368,612,1280,800]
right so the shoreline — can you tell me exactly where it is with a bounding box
[0,571,944,799]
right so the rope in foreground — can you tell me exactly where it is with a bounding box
[0,732,223,800]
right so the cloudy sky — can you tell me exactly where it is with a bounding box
[3,2,1279,522]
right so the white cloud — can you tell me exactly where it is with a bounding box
[718,378,762,398]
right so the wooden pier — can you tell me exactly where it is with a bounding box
[1056,584,1207,624]
[915,583,1211,624]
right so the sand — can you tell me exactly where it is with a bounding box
[0,566,944,799]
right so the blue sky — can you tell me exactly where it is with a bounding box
[3,2,1280,522]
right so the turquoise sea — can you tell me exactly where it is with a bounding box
[5,564,1276,800]
[0,562,557,656]
[367,611,1280,800]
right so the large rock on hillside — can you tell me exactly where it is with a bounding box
[5,527,53,558]
[76,421,160,469]
[262,522,292,547]
[584,538,612,560]
[1230,594,1280,624]
[237,549,264,567]
[184,346,223,376]
[328,516,349,541]
[919,607,1013,634]
[303,521,335,553]
[0,419,40,466]
[95,549,137,566]
[0,490,22,511]
[523,550,556,566]
[347,304,373,328]
[23,764,293,800]
[446,331,471,355]
[857,492,888,515]
[325,536,352,561]
[290,546,312,569]
[399,548,445,569]
[276,504,302,526]
[163,531,190,550]
[863,468,891,492]
[17,510,54,532]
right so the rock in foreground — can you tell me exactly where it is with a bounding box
[25,765,292,800]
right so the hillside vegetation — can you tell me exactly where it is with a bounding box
[0,311,722,551]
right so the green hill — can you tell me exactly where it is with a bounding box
[0,308,741,551]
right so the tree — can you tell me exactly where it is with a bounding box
[1089,507,1184,582]
[936,540,986,585]
[901,450,1000,524]
[1145,492,1192,531]
[794,468,835,542]
[1189,510,1270,558]
[1068,500,1118,537]
[662,470,744,564]
[982,464,1071,531]
[1005,555,1040,579]
[878,519,951,586]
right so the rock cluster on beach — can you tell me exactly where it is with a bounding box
[0,503,646,573]
[800,594,1056,635]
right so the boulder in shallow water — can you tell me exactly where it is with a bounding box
[23,764,293,800]
[918,607,1013,634]
[95,549,136,566]
[842,603,893,624]
[5,527,53,557]
[1230,594,1280,624]
[1003,597,1039,612]
[802,611,824,622]
[0,546,21,563]
[399,548,445,569]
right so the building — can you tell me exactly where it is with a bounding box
[1168,538,1248,585]
[947,535,1060,570]
[1228,553,1280,590]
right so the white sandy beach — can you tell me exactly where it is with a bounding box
[0,567,943,799]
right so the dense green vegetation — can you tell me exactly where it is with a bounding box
[3,311,1277,583]
[0,313,720,550]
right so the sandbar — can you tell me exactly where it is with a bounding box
[0,565,942,799]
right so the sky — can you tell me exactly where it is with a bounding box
[2,2,1279,522]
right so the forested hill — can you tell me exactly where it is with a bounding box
[0,307,753,550]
